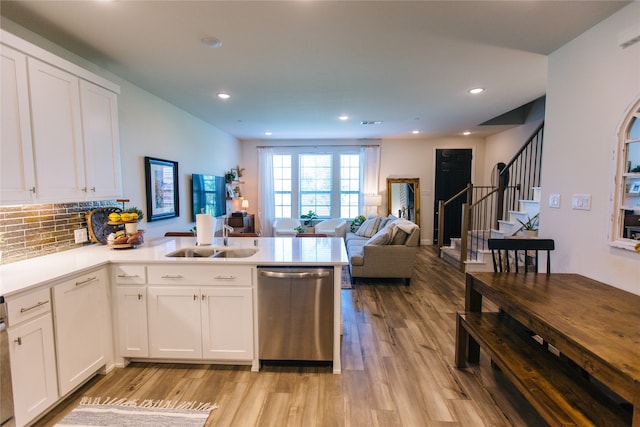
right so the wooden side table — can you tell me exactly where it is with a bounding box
[228,214,255,233]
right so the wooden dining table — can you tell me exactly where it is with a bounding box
[458,272,640,426]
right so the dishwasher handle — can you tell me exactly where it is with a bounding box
[260,270,330,279]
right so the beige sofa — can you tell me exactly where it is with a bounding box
[345,216,420,285]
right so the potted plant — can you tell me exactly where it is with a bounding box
[294,225,305,234]
[350,215,366,232]
[518,215,538,237]
[122,207,144,234]
[225,170,237,183]
[300,210,318,229]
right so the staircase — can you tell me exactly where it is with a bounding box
[440,187,541,272]
[438,123,544,272]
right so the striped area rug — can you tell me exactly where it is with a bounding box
[56,396,218,427]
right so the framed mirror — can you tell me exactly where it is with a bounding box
[387,178,420,227]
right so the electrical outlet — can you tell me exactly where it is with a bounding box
[549,194,560,208]
[572,194,591,211]
[74,228,88,244]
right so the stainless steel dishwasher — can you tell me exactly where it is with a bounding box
[258,267,333,362]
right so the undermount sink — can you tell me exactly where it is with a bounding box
[165,247,258,258]
[211,248,259,258]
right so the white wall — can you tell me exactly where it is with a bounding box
[240,136,486,244]
[1,18,241,239]
[541,2,640,294]
[483,98,546,185]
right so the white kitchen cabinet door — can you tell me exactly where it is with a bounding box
[201,287,254,360]
[0,45,36,204]
[8,314,58,427]
[52,269,107,396]
[79,80,122,199]
[116,286,149,358]
[147,287,202,359]
[28,57,86,202]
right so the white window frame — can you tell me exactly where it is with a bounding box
[610,97,640,251]
[272,147,361,219]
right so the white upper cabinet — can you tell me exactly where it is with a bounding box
[79,80,122,199]
[0,45,36,204]
[0,29,121,205]
[28,57,87,202]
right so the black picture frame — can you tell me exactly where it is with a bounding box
[144,156,179,221]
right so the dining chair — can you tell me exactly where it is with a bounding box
[488,238,555,275]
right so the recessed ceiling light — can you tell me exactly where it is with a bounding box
[469,88,484,94]
[217,92,230,100]
[463,131,471,136]
[201,36,223,48]
[412,130,420,134]
[264,131,273,136]
[338,115,349,121]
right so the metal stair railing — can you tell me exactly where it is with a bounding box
[438,122,544,272]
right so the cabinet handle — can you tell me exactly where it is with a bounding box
[90,187,96,192]
[14,337,22,345]
[19,300,49,313]
[201,294,206,301]
[29,187,36,193]
[75,276,98,287]
[193,294,198,301]
[117,273,140,278]
[214,275,236,280]
[137,293,143,300]
[161,274,184,279]
[82,187,88,192]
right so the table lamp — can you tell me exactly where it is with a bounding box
[241,199,249,212]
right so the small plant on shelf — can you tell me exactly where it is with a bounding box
[295,225,305,234]
[225,170,237,183]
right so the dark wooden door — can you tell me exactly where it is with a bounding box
[433,149,472,245]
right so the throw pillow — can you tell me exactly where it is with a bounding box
[355,216,381,238]
[390,229,409,245]
[366,225,393,245]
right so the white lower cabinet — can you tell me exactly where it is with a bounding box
[6,288,58,427]
[139,264,254,361]
[52,269,108,396]
[148,286,203,359]
[201,287,253,360]
[116,286,149,358]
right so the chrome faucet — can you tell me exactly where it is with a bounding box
[222,223,234,246]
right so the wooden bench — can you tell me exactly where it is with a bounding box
[456,311,631,427]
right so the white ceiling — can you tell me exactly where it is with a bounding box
[0,1,630,140]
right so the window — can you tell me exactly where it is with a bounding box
[273,154,292,218]
[611,98,640,249]
[272,149,361,219]
[340,154,360,218]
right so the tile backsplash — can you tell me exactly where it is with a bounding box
[0,200,119,265]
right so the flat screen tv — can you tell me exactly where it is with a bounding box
[191,174,226,221]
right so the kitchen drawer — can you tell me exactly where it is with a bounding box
[147,265,252,286]
[113,264,147,284]
[6,287,51,326]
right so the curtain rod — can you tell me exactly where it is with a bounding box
[255,144,380,149]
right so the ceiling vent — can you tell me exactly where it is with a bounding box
[361,121,382,125]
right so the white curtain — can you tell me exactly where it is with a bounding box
[360,146,381,216]
[258,147,275,236]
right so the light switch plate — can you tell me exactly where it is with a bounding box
[572,194,591,211]
[549,194,560,208]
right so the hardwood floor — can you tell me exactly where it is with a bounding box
[34,246,546,427]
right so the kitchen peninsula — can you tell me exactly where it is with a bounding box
[0,236,348,426]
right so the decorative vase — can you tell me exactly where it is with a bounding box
[125,222,138,235]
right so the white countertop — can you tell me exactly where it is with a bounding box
[0,236,348,297]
